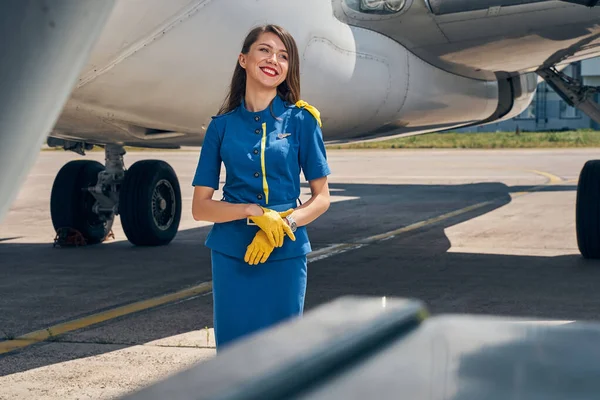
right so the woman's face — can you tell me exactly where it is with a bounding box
[239,32,289,91]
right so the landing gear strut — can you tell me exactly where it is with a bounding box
[50,144,182,246]
[538,67,600,259]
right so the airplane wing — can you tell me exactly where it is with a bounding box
[0,0,115,224]
[122,295,600,400]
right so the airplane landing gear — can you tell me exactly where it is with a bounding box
[119,159,181,246]
[50,144,181,246]
[576,160,600,259]
[50,159,114,245]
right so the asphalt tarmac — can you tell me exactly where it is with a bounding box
[1,148,599,399]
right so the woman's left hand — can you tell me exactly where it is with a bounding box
[249,207,296,247]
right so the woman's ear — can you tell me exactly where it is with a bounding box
[238,53,246,69]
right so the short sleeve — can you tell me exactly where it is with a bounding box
[298,111,331,181]
[192,119,222,189]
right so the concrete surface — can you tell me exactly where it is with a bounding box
[0,148,599,399]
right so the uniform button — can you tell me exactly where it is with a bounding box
[254,172,259,178]
[255,128,260,134]
[254,116,260,122]
[257,194,263,200]
[253,149,259,154]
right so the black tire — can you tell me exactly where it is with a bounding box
[50,160,111,245]
[119,160,181,246]
[576,160,600,259]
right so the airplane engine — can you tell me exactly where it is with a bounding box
[299,24,502,142]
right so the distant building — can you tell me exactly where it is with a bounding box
[456,58,600,132]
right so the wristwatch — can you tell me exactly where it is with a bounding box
[285,215,297,233]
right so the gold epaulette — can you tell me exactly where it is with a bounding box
[295,100,322,127]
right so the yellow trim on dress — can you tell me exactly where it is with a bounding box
[295,100,322,127]
[260,122,269,204]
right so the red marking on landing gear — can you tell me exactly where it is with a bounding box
[53,228,87,247]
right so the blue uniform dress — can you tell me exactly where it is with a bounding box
[192,94,331,350]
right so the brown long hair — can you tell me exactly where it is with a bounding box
[217,24,300,115]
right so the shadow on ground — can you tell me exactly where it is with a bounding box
[1,181,595,377]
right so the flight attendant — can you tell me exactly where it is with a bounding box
[191,24,331,351]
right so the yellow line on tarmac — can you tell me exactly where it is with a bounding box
[511,169,566,196]
[0,282,212,355]
[475,167,564,186]
[525,169,563,185]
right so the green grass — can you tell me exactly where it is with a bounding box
[326,130,600,149]
[42,130,600,152]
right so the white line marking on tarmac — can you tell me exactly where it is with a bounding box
[509,320,574,325]
[308,201,495,263]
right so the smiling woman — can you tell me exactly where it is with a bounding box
[216,25,300,116]
[191,24,331,351]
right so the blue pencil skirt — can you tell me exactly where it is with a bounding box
[210,250,308,350]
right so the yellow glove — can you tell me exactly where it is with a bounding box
[244,230,274,266]
[249,207,296,248]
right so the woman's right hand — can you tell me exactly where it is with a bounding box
[246,203,264,217]
[244,230,274,265]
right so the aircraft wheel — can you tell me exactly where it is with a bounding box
[119,160,181,246]
[576,160,600,259]
[50,160,112,245]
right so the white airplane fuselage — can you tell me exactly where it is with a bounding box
[50,0,600,148]
[28,0,600,256]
